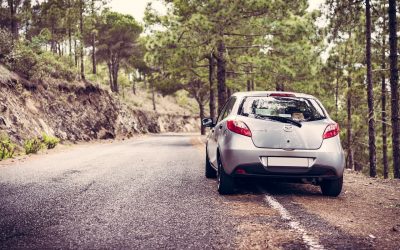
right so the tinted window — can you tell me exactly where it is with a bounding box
[217,97,236,123]
[239,96,326,122]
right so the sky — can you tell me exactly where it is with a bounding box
[108,0,325,23]
[108,0,166,22]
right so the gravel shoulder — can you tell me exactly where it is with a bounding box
[233,170,400,249]
[287,170,400,249]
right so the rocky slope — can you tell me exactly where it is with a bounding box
[0,65,199,145]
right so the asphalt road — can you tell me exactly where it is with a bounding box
[0,134,397,249]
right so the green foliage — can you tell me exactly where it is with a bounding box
[96,10,143,92]
[24,138,43,155]
[86,63,109,85]
[23,133,60,155]
[41,133,60,149]
[38,51,77,81]
[7,41,77,81]
[0,135,16,160]
[0,28,14,61]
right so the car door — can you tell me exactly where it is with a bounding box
[208,97,236,167]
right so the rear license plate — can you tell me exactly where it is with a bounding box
[261,157,313,168]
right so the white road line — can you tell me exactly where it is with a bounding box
[264,194,325,250]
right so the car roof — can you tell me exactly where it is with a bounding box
[231,91,316,99]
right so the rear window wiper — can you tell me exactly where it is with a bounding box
[254,114,302,128]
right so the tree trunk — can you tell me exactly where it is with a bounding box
[335,60,339,119]
[80,0,85,80]
[389,0,400,178]
[68,0,72,58]
[68,28,72,57]
[250,66,255,90]
[150,79,156,111]
[208,56,216,121]
[276,82,284,91]
[91,0,96,74]
[74,39,78,67]
[8,0,18,41]
[365,0,376,177]
[246,67,251,91]
[143,73,147,91]
[50,24,56,53]
[227,88,232,98]
[132,80,136,95]
[381,13,389,179]
[216,39,226,115]
[92,33,96,74]
[112,62,119,93]
[199,102,205,135]
[107,62,113,91]
[347,76,354,170]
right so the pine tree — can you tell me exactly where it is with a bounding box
[388,0,399,178]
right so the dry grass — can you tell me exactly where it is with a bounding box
[119,86,198,115]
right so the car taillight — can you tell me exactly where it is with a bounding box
[227,120,252,137]
[323,123,340,139]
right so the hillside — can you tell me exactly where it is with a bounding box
[0,65,200,148]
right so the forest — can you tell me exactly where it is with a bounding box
[0,0,399,179]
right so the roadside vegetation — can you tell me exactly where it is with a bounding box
[23,134,60,155]
[23,137,43,155]
[0,134,16,160]
[0,133,61,159]
[0,0,399,179]
[42,133,60,150]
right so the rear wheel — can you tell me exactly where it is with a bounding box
[320,177,343,197]
[217,155,235,195]
[205,151,217,178]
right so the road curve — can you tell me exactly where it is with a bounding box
[0,134,398,249]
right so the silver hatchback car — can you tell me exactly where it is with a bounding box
[202,91,345,196]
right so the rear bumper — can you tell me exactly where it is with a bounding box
[231,164,340,180]
[219,132,345,178]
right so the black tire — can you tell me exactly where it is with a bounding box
[217,155,235,195]
[205,151,217,178]
[320,177,343,197]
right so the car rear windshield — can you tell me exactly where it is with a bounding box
[239,96,327,122]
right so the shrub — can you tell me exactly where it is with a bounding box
[6,37,77,81]
[10,43,40,80]
[0,135,16,160]
[37,52,77,81]
[24,138,43,154]
[0,28,14,62]
[41,133,60,149]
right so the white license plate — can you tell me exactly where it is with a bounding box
[261,157,313,168]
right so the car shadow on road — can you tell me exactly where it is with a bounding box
[235,178,323,197]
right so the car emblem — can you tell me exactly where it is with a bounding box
[283,124,293,132]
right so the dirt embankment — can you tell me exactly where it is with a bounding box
[0,65,199,145]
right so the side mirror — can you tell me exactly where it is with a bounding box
[202,118,214,127]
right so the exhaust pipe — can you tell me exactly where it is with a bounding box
[311,178,317,185]
[301,178,319,186]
